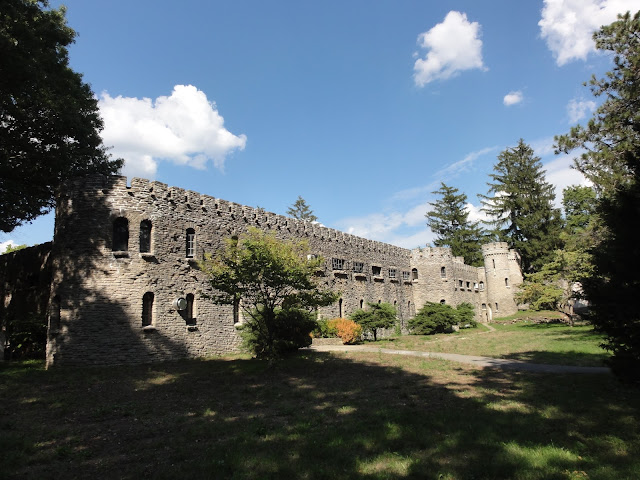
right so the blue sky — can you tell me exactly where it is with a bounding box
[3,0,640,251]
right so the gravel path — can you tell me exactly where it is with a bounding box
[307,344,611,374]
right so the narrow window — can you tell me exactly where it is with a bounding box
[466,281,470,289]
[50,295,61,330]
[139,220,152,253]
[353,261,364,273]
[440,266,446,278]
[142,292,154,327]
[389,268,397,279]
[233,298,241,324]
[495,302,499,312]
[505,277,510,287]
[186,228,196,258]
[338,298,343,317]
[482,303,487,310]
[186,293,195,320]
[412,268,418,280]
[113,217,129,251]
[492,259,496,269]
[360,299,364,309]
[458,279,463,288]
[479,281,485,291]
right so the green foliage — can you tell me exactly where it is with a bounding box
[425,183,487,266]
[3,313,47,360]
[409,302,476,335]
[350,302,396,341]
[555,12,640,381]
[0,0,122,233]
[200,228,336,359]
[286,195,318,222]
[1,243,27,254]
[238,308,317,358]
[480,139,564,273]
[562,185,597,235]
[313,318,338,338]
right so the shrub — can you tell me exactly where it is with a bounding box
[313,318,338,338]
[409,302,477,335]
[327,318,362,344]
[456,302,477,328]
[350,302,397,341]
[239,307,317,358]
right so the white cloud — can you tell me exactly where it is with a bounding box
[503,91,523,106]
[567,98,597,123]
[433,146,499,179]
[539,0,640,66]
[413,11,486,87]
[99,85,247,179]
[544,154,591,204]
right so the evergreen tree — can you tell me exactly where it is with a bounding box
[350,302,396,342]
[0,0,122,232]
[555,11,640,380]
[425,183,486,266]
[479,139,563,273]
[287,196,318,222]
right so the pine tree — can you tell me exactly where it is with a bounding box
[479,139,563,273]
[425,183,486,266]
[286,196,318,222]
[555,11,640,380]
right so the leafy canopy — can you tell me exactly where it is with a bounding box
[350,302,397,342]
[286,196,318,222]
[0,0,122,232]
[555,11,640,380]
[480,139,563,273]
[426,183,486,266]
[200,228,336,359]
[408,302,476,336]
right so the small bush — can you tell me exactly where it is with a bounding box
[350,302,397,341]
[327,318,362,344]
[313,318,338,338]
[239,307,317,359]
[409,302,477,335]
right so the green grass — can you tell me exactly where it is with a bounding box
[376,314,610,367]
[1,339,638,479]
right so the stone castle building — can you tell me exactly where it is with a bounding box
[1,175,522,366]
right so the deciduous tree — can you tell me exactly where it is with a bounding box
[0,0,122,233]
[200,228,336,359]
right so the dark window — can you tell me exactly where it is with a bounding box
[186,228,196,258]
[440,299,446,305]
[495,302,499,312]
[142,292,154,327]
[479,281,485,291]
[338,298,343,317]
[353,261,364,273]
[332,258,345,270]
[459,279,463,288]
[360,299,364,309]
[372,266,382,276]
[412,268,418,280]
[233,298,240,324]
[113,217,129,251]
[140,220,152,253]
[186,293,194,320]
[482,303,487,310]
[440,266,446,278]
[505,277,510,287]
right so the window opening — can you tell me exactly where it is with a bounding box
[113,217,129,251]
[186,228,196,258]
[142,292,154,327]
[440,266,446,278]
[139,220,152,253]
[50,295,61,329]
[479,281,484,291]
[440,299,446,305]
[411,268,418,280]
[372,266,382,276]
[332,258,345,270]
[505,277,510,287]
[352,261,364,273]
[186,293,195,320]
[389,268,397,279]
[338,298,343,317]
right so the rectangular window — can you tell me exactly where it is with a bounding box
[466,281,470,289]
[372,266,382,276]
[388,268,397,279]
[353,261,364,273]
[402,271,410,281]
[332,258,345,270]
[459,279,463,288]
[186,229,196,258]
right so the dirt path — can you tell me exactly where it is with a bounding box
[307,344,611,374]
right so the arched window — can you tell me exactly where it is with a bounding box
[139,220,152,253]
[360,299,364,309]
[142,292,154,327]
[495,302,499,312]
[113,217,129,251]
[50,295,61,330]
[440,299,446,305]
[505,277,510,287]
[186,228,196,258]
[338,298,343,318]
[440,266,446,278]
[482,303,487,310]
[479,281,484,291]
[186,293,195,320]
[412,268,418,280]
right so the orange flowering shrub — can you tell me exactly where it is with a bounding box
[327,318,362,344]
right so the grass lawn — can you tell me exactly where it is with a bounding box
[377,314,610,367]
[1,326,638,480]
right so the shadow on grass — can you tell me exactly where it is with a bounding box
[499,350,610,367]
[1,352,639,480]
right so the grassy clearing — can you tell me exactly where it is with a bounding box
[1,348,638,480]
[376,315,609,367]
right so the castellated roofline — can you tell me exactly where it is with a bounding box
[60,174,412,258]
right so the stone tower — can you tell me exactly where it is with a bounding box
[481,242,523,320]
